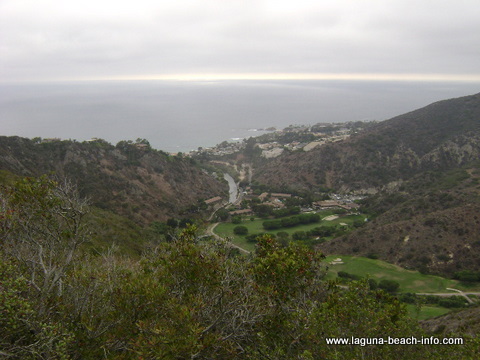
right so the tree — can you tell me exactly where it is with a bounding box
[166,218,178,228]
[252,204,274,217]
[1,176,89,304]
[231,216,242,224]
[0,259,74,359]
[262,219,281,230]
[215,208,229,221]
[233,225,248,235]
[292,230,307,240]
[378,279,400,293]
[281,215,300,227]
[454,270,480,282]
[178,218,194,228]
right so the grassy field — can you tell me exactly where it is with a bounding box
[213,212,367,252]
[405,304,451,321]
[325,256,480,320]
[213,214,480,321]
[325,255,480,293]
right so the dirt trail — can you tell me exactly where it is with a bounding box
[205,223,250,254]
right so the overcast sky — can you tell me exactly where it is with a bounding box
[1,0,480,83]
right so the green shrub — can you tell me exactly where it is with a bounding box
[233,225,248,235]
[378,279,400,293]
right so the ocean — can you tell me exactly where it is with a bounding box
[1,80,479,153]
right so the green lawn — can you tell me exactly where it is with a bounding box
[405,304,451,321]
[326,255,480,320]
[214,221,262,252]
[213,212,368,252]
[325,255,480,293]
[213,216,480,321]
[214,217,480,293]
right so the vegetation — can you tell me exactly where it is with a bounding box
[215,212,367,252]
[0,136,227,225]
[250,94,480,278]
[2,176,479,358]
[325,256,480,294]
[2,93,480,357]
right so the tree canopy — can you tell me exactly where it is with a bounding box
[0,176,479,359]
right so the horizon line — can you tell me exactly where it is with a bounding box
[3,72,480,84]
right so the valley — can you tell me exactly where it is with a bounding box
[191,92,480,323]
[1,92,480,357]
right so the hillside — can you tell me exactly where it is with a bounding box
[254,93,480,192]
[251,93,480,276]
[0,136,227,225]
[421,306,480,337]
[319,163,480,276]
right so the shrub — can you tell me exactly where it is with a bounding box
[337,271,361,281]
[453,270,480,282]
[378,279,400,293]
[263,220,282,230]
[438,296,467,308]
[292,231,308,241]
[233,225,248,235]
[232,216,242,224]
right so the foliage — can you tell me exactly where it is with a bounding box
[215,208,230,221]
[1,177,480,359]
[233,225,248,235]
[338,270,361,281]
[378,279,401,293]
[231,215,242,224]
[1,176,89,302]
[251,203,274,217]
[454,270,480,282]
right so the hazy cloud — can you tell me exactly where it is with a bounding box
[1,0,480,81]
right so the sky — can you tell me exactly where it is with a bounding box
[1,0,480,83]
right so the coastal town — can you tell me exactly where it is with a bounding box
[187,120,374,158]
[192,121,373,219]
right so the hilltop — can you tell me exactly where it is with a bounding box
[0,136,227,225]
[254,93,480,192]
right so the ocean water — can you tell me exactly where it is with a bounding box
[1,80,479,153]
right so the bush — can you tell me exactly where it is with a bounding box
[438,296,467,308]
[337,271,361,281]
[378,279,400,293]
[232,216,242,224]
[292,231,308,241]
[453,270,480,282]
[233,225,248,235]
[399,293,417,304]
[263,220,282,230]
[281,216,300,227]
[368,278,378,290]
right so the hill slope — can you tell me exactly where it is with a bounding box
[253,93,480,276]
[0,137,227,224]
[319,163,480,276]
[254,93,480,192]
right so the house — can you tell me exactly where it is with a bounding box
[258,192,269,201]
[271,193,292,198]
[205,196,222,205]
